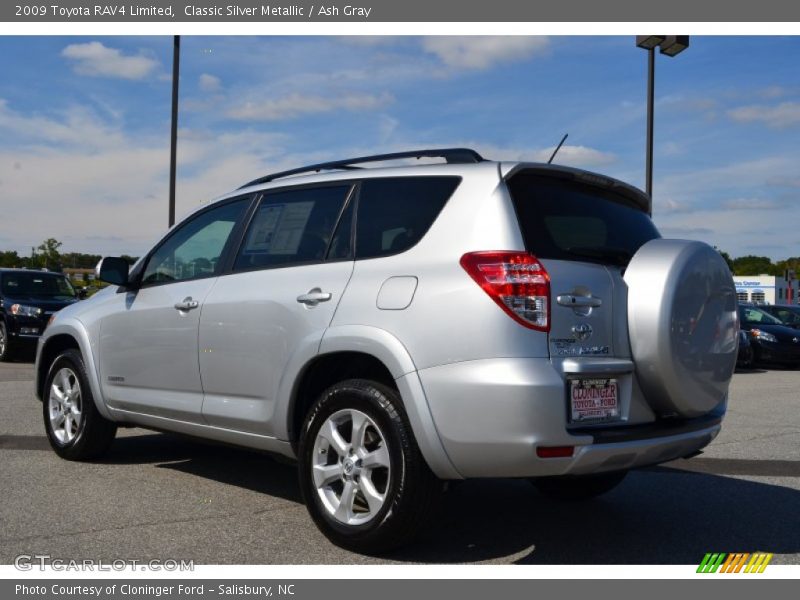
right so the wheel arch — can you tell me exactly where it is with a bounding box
[282,325,461,479]
[36,322,115,421]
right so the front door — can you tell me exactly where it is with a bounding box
[98,197,251,422]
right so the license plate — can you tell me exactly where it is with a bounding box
[569,378,619,423]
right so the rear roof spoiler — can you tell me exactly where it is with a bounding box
[502,162,652,215]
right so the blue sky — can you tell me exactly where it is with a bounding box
[0,35,798,258]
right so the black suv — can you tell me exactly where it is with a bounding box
[0,269,81,361]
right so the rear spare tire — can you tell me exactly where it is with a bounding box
[625,239,737,417]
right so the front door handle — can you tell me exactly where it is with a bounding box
[297,288,332,307]
[174,297,200,311]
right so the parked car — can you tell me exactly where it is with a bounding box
[35,148,737,553]
[738,304,800,367]
[759,304,800,330]
[0,269,81,361]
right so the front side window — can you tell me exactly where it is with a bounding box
[234,185,352,271]
[141,198,249,285]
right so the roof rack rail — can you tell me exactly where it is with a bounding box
[239,147,486,189]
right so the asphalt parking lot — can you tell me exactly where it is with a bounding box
[0,359,798,565]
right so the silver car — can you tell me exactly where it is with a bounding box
[35,148,737,553]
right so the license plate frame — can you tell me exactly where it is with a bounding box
[569,378,619,424]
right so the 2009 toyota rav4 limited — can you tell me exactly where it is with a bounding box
[35,148,737,553]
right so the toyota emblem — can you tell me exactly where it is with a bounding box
[572,323,593,341]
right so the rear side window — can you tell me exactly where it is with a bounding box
[234,185,352,271]
[507,173,659,266]
[355,177,460,259]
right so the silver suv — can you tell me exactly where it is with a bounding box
[35,149,737,553]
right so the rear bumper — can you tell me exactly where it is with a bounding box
[417,357,724,478]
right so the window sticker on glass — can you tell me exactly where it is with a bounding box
[244,201,315,255]
[244,204,285,253]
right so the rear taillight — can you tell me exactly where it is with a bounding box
[460,251,550,331]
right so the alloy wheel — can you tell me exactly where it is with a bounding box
[48,367,83,445]
[311,408,391,526]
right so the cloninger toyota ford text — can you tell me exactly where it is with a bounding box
[35,149,738,553]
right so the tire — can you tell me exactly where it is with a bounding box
[625,239,737,417]
[43,349,117,460]
[298,379,442,554]
[0,321,15,362]
[530,470,628,502]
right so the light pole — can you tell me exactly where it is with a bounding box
[169,35,180,228]
[636,35,689,208]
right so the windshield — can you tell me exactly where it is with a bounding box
[1,272,77,299]
[739,305,783,326]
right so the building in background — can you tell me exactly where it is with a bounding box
[733,274,797,305]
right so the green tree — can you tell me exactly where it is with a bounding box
[37,238,63,270]
[731,255,776,276]
[0,250,21,267]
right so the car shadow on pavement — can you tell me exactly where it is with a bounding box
[386,465,800,564]
[108,432,303,504]
[82,433,800,564]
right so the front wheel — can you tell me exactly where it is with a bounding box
[43,349,117,460]
[298,379,442,554]
[530,470,628,501]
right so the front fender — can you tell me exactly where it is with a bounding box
[36,319,115,422]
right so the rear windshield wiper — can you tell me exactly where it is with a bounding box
[565,246,632,266]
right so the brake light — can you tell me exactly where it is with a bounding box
[460,251,550,331]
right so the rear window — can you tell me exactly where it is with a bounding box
[355,177,460,259]
[507,173,659,266]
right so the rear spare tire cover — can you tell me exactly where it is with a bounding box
[624,239,737,417]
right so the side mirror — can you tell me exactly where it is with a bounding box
[96,257,130,286]
[77,288,88,300]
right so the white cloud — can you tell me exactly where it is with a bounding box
[529,145,616,168]
[0,101,291,256]
[61,41,159,80]
[727,102,800,128]
[422,36,549,70]
[199,73,221,92]
[227,91,393,121]
[0,99,125,150]
[721,198,786,210]
[656,198,695,215]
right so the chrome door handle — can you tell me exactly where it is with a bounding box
[556,294,603,308]
[296,288,332,307]
[174,297,200,311]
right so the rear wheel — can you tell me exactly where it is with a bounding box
[298,379,442,554]
[43,349,117,460]
[0,321,15,362]
[530,470,628,501]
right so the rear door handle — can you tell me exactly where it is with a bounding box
[556,294,602,308]
[174,297,200,311]
[297,288,332,307]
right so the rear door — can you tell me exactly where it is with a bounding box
[506,171,660,424]
[198,183,355,436]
